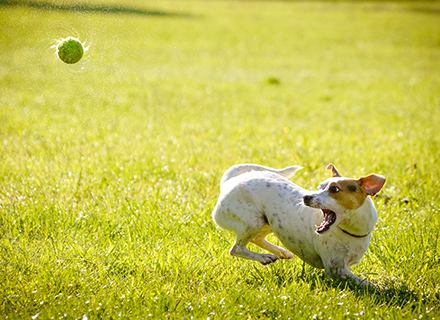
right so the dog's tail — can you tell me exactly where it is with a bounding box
[220,164,303,185]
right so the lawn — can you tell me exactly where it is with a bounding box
[1,0,440,318]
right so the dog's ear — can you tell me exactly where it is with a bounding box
[326,163,342,177]
[359,174,386,196]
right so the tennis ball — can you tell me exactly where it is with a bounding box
[56,37,84,64]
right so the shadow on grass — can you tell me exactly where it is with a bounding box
[305,271,439,311]
[248,263,438,311]
[0,0,187,17]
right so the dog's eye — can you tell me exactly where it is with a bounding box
[329,186,340,193]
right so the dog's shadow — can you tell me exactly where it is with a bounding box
[0,0,187,17]
[245,262,437,310]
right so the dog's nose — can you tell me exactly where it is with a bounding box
[303,195,313,205]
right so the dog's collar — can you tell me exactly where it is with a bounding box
[339,227,370,238]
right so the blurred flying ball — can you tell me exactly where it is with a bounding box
[56,37,84,64]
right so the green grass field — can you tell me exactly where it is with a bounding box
[1,0,440,318]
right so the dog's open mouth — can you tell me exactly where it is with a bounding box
[316,209,336,233]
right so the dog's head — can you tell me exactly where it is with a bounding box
[303,164,386,234]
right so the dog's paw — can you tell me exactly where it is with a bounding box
[259,254,279,265]
[279,249,294,259]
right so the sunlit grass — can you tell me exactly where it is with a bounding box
[1,0,440,318]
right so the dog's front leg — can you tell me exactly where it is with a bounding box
[325,266,374,288]
[338,269,374,288]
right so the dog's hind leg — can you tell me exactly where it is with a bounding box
[230,237,279,265]
[213,187,279,265]
[228,215,280,265]
[251,225,294,260]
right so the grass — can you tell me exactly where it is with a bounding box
[1,0,440,318]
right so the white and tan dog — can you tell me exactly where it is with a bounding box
[212,163,386,287]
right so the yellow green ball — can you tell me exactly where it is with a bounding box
[57,37,84,64]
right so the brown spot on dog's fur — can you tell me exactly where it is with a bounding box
[328,179,366,210]
[328,174,385,209]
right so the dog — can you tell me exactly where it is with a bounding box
[212,163,386,287]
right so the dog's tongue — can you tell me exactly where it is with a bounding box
[316,209,336,233]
